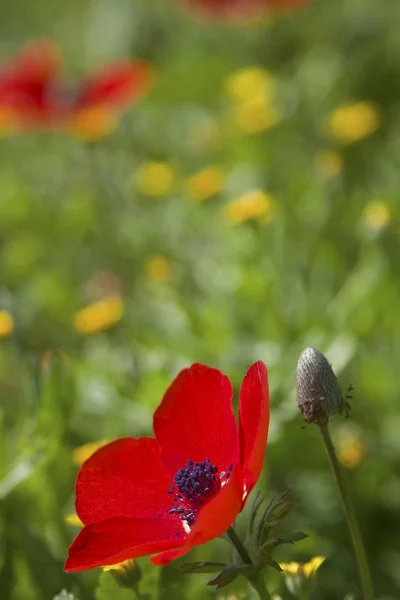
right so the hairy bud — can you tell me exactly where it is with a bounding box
[296,347,348,425]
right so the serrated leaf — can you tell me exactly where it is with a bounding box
[180,561,227,574]
[259,554,282,572]
[279,532,308,543]
[95,571,134,600]
[207,565,253,590]
[248,492,266,537]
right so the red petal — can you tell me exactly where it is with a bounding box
[239,361,269,503]
[13,39,61,83]
[0,41,62,126]
[76,61,151,109]
[153,364,240,478]
[151,465,243,566]
[76,437,174,525]
[65,516,186,572]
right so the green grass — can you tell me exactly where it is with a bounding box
[0,0,400,598]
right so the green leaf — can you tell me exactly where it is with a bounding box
[277,531,309,544]
[95,571,135,600]
[180,561,227,574]
[207,565,253,590]
[258,554,282,572]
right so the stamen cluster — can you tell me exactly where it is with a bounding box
[168,458,232,526]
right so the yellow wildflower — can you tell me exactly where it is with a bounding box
[338,436,365,469]
[315,150,344,178]
[73,297,123,335]
[328,101,381,145]
[0,310,14,338]
[302,557,326,578]
[233,96,279,135]
[103,559,135,573]
[280,562,300,575]
[224,190,277,225]
[224,67,276,104]
[362,200,391,232]
[136,161,175,197]
[186,166,225,201]
[69,106,117,142]
[65,514,84,527]
[145,255,171,283]
[72,439,111,466]
[280,557,325,578]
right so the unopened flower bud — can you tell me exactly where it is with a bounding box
[296,347,347,425]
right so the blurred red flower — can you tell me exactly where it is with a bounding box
[65,361,269,571]
[181,0,310,21]
[0,40,151,138]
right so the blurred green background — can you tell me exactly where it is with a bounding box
[1,0,400,598]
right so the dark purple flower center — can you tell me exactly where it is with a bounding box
[168,458,233,526]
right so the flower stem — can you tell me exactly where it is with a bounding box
[133,585,144,600]
[248,573,271,600]
[226,526,253,565]
[319,423,374,600]
[226,527,271,600]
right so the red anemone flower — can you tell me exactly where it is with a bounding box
[0,40,150,136]
[65,361,269,572]
[0,40,63,126]
[183,0,267,21]
[181,0,311,21]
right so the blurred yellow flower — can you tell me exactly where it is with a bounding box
[280,556,325,578]
[136,161,175,197]
[103,559,135,573]
[328,101,381,145]
[73,297,123,335]
[65,514,84,527]
[224,190,277,225]
[302,556,326,578]
[233,96,279,135]
[69,106,117,142]
[145,255,171,283]
[186,166,225,201]
[225,67,276,104]
[280,562,300,575]
[338,436,365,469]
[363,200,391,231]
[72,439,111,466]
[315,150,344,178]
[0,310,14,338]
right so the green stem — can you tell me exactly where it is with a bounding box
[226,528,271,600]
[227,526,253,564]
[320,423,374,600]
[248,573,271,600]
[132,585,144,600]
